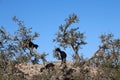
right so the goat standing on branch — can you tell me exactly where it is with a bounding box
[20,39,38,56]
[55,48,67,65]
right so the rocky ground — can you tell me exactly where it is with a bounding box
[15,61,98,80]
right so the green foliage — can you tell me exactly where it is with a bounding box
[87,33,120,80]
[53,14,87,65]
[0,16,41,80]
[53,14,86,50]
[13,16,39,41]
[0,52,26,80]
[0,16,40,63]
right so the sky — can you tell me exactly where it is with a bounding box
[0,0,120,62]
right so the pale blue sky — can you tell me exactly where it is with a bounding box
[0,0,120,62]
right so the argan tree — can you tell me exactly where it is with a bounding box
[0,16,47,79]
[88,33,120,80]
[53,14,87,65]
[13,16,40,62]
[13,16,48,64]
[98,34,120,79]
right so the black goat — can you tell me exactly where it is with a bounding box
[40,63,55,72]
[29,41,38,49]
[55,48,67,65]
[20,39,38,55]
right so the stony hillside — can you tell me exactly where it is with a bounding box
[15,61,98,80]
